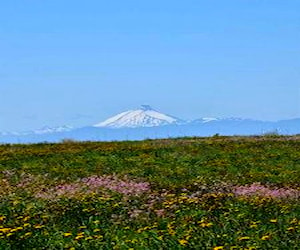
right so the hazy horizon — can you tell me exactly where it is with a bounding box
[1,104,299,133]
[1,1,299,131]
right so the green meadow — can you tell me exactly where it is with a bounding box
[0,136,300,249]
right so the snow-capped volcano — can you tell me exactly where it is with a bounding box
[94,105,181,128]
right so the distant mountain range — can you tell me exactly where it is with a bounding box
[0,105,299,143]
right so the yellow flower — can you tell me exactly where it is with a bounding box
[261,235,270,240]
[24,232,32,237]
[63,232,72,237]
[34,225,45,229]
[93,228,101,232]
[75,235,84,240]
[287,227,295,231]
[10,228,21,233]
[179,239,188,246]
[85,236,93,240]
[249,222,258,228]
[0,228,11,233]
[213,246,224,250]
[23,216,30,222]
[270,219,277,223]
[200,222,213,228]
[238,236,250,241]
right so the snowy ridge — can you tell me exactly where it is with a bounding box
[32,125,73,134]
[197,117,219,123]
[191,117,254,124]
[94,105,180,128]
[0,126,73,136]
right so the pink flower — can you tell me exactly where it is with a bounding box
[35,175,150,199]
[233,183,300,199]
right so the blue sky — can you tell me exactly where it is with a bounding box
[0,0,299,131]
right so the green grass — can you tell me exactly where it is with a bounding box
[0,136,300,249]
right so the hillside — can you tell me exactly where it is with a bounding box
[0,136,300,249]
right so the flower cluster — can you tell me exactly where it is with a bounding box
[35,175,150,199]
[233,183,300,199]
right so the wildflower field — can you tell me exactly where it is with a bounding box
[0,136,300,249]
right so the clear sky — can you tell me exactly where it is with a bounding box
[1,0,299,131]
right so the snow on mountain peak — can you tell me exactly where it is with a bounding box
[94,105,180,128]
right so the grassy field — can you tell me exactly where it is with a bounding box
[0,136,300,249]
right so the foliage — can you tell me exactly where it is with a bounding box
[0,136,300,249]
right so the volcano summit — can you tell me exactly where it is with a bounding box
[93,105,181,128]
